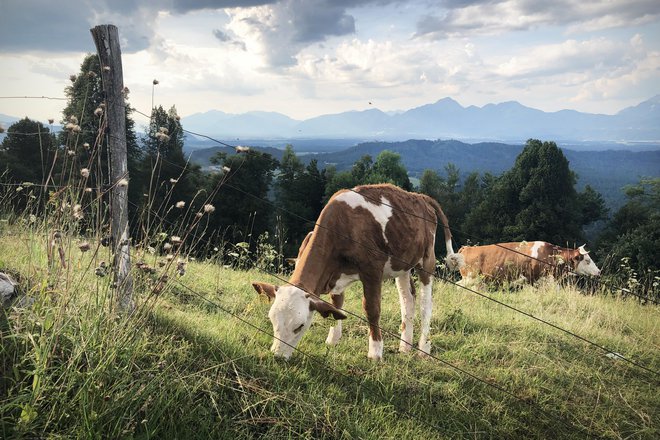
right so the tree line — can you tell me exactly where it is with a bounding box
[1,55,657,296]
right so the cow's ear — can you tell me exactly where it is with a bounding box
[309,298,347,320]
[252,282,277,301]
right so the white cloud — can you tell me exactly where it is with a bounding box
[416,0,660,39]
[493,38,630,79]
[226,0,359,68]
[0,0,657,122]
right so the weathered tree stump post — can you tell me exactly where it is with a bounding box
[90,24,134,312]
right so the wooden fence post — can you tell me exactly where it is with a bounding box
[90,24,134,312]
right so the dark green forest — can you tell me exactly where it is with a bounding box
[1,55,658,297]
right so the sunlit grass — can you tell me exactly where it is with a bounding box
[1,224,658,439]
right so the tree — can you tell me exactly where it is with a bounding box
[597,178,659,296]
[275,146,325,255]
[418,164,486,247]
[324,156,369,200]
[61,55,142,183]
[60,54,144,224]
[577,185,608,226]
[418,169,444,203]
[324,150,412,199]
[206,150,278,248]
[139,105,204,233]
[0,118,57,184]
[464,139,606,245]
[371,150,412,190]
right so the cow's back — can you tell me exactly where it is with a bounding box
[322,184,437,267]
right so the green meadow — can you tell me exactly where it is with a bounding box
[1,224,657,439]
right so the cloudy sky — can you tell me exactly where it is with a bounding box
[1,0,658,125]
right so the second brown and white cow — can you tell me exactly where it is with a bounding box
[252,183,463,360]
[457,241,601,286]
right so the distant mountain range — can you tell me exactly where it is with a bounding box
[182,95,660,144]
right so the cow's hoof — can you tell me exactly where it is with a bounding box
[417,342,432,358]
[367,354,383,362]
[399,341,413,353]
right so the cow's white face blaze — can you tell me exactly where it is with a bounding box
[575,253,601,276]
[267,285,315,359]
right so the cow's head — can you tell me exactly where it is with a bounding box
[252,282,346,359]
[572,245,601,276]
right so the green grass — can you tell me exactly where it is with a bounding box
[1,226,658,439]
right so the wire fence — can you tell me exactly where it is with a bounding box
[0,98,655,307]
[1,91,657,437]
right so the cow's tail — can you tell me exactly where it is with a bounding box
[427,196,464,271]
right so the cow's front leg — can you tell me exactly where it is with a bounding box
[396,271,415,352]
[325,293,344,345]
[362,281,383,360]
[418,278,433,357]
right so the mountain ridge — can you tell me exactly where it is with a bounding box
[181,95,660,143]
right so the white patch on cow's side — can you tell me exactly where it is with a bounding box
[335,192,393,242]
[326,320,342,345]
[396,272,415,352]
[530,241,545,259]
[368,336,383,360]
[267,285,315,359]
[418,280,433,356]
[576,254,601,276]
[383,258,407,279]
[330,273,359,295]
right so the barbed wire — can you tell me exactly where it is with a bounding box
[122,181,660,392]
[1,104,656,306]
[3,94,657,368]
[171,277,597,439]
[117,188,606,437]
[123,134,657,305]
[1,94,651,438]
[0,95,67,101]
[0,185,597,438]
[212,178,659,378]
[3,122,658,376]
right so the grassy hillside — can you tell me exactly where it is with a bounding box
[1,225,658,439]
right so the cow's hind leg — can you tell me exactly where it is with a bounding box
[418,266,434,357]
[325,293,344,345]
[396,271,415,353]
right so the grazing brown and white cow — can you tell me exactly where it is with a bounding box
[457,241,601,286]
[252,183,463,360]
